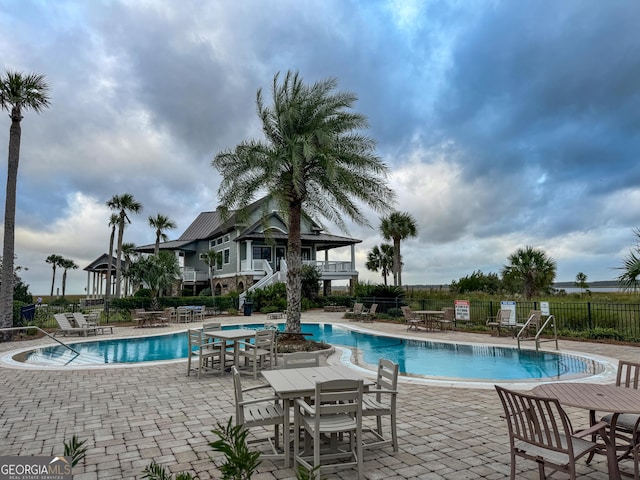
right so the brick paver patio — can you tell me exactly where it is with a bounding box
[0,310,636,479]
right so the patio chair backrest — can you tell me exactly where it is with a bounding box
[617,360,640,389]
[313,379,364,421]
[401,306,416,319]
[442,308,454,321]
[54,313,74,329]
[284,351,319,369]
[495,385,575,458]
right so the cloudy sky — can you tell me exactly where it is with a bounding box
[1,0,640,296]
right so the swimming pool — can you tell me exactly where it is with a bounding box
[14,323,602,381]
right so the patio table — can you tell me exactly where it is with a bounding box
[413,310,444,331]
[262,365,374,467]
[204,328,256,372]
[532,382,640,480]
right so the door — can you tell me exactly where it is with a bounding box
[275,247,286,271]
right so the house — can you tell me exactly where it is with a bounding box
[136,196,361,296]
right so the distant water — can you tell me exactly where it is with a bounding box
[556,287,621,294]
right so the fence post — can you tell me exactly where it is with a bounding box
[588,302,592,329]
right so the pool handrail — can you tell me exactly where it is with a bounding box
[0,326,79,355]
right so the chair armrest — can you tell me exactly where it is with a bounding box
[238,395,281,407]
[574,420,608,438]
[294,398,316,415]
[242,383,274,394]
[365,388,398,396]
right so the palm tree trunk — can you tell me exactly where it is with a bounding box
[115,218,125,297]
[50,267,56,297]
[393,238,401,287]
[285,201,302,333]
[62,270,67,297]
[0,110,22,330]
[105,226,115,302]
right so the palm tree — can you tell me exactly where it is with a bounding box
[107,194,142,298]
[617,229,640,292]
[121,242,137,296]
[149,214,176,255]
[129,252,180,310]
[575,272,588,295]
[502,246,557,300]
[104,213,119,302]
[0,71,50,330]
[365,244,394,286]
[45,254,64,297]
[380,212,418,287]
[212,71,395,333]
[60,258,78,297]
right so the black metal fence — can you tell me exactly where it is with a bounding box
[357,297,640,339]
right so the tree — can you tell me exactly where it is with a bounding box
[575,272,589,295]
[60,258,78,297]
[202,250,222,299]
[45,254,64,297]
[617,229,640,292]
[380,211,418,287]
[104,213,119,302]
[502,246,557,300]
[0,71,50,331]
[121,242,137,296]
[212,71,395,333]
[365,244,394,286]
[129,252,180,310]
[0,256,32,304]
[149,214,176,256]
[106,194,142,298]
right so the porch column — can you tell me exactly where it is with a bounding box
[86,272,91,298]
[246,240,253,271]
[350,244,355,270]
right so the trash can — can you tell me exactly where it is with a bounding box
[20,304,36,323]
[243,301,253,316]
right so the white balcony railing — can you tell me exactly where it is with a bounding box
[303,260,354,273]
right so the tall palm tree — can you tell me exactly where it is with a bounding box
[104,213,119,302]
[380,211,418,287]
[106,194,142,298]
[365,244,394,286]
[0,71,50,330]
[213,71,395,333]
[149,214,176,255]
[60,258,78,297]
[502,246,557,299]
[45,254,64,297]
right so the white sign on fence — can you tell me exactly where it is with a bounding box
[454,300,470,321]
[540,301,550,316]
[500,300,517,325]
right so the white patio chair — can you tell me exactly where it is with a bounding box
[237,329,276,379]
[283,351,319,369]
[362,358,399,451]
[232,366,285,460]
[294,378,364,479]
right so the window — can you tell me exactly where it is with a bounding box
[223,248,230,264]
[253,246,272,261]
[216,237,223,245]
[216,252,223,270]
[209,240,216,249]
[223,234,230,243]
[302,248,312,261]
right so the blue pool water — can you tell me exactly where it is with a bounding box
[21,323,599,380]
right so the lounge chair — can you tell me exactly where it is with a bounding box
[361,303,378,323]
[347,302,364,321]
[53,313,97,337]
[516,310,542,337]
[73,312,113,334]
